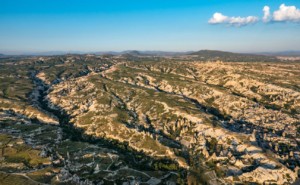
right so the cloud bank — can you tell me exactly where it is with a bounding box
[208,13,259,27]
[209,4,300,27]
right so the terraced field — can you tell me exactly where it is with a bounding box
[0,54,299,184]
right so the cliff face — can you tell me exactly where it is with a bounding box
[0,55,299,184]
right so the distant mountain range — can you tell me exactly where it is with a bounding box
[93,50,192,56]
[96,50,280,62]
[1,50,300,58]
[256,51,300,56]
[53,50,300,58]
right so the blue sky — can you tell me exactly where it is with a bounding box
[1,0,300,54]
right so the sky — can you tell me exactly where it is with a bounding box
[1,0,300,54]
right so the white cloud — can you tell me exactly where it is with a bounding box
[228,16,259,26]
[273,4,300,22]
[208,12,259,27]
[208,13,228,24]
[263,6,271,22]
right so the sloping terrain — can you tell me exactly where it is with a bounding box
[0,55,299,184]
